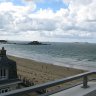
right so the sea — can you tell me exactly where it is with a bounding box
[0,42,96,71]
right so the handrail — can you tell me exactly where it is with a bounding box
[1,71,96,96]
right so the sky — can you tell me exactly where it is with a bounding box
[0,0,96,42]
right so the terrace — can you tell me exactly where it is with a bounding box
[1,71,96,96]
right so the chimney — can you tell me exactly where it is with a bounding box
[0,47,6,56]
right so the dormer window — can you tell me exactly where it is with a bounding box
[0,68,8,80]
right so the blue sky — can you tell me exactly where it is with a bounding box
[11,0,68,11]
[11,0,24,5]
[0,0,96,42]
[36,0,68,12]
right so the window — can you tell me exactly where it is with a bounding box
[0,88,10,94]
[0,68,8,80]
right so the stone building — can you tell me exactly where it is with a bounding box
[0,47,21,94]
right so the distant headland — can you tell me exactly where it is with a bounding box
[0,40,7,43]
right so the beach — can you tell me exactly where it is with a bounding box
[8,55,85,91]
[1,43,96,71]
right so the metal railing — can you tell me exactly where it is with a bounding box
[1,71,96,96]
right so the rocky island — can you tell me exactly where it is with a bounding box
[28,41,49,45]
[28,41,42,45]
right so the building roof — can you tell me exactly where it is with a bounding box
[0,47,18,80]
[0,79,21,88]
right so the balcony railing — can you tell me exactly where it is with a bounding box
[1,71,96,96]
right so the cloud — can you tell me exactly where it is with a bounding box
[16,18,57,31]
[0,0,96,42]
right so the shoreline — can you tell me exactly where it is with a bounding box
[7,53,89,71]
[8,55,85,91]
[8,54,87,71]
[8,55,85,77]
[1,43,96,71]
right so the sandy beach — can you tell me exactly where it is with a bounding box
[8,55,85,92]
[8,55,85,81]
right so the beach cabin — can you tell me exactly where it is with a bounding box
[0,47,21,94]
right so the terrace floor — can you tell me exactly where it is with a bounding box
[50,81,96,96]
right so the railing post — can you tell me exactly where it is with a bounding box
[82,76,89,88]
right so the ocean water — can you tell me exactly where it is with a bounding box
[0,42,96,71]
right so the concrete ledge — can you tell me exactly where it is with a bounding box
[50,82,96,96]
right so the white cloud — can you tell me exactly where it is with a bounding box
[0,0,96,42]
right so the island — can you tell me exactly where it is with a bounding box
[28,41,42,45]
[28,41,49,45]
